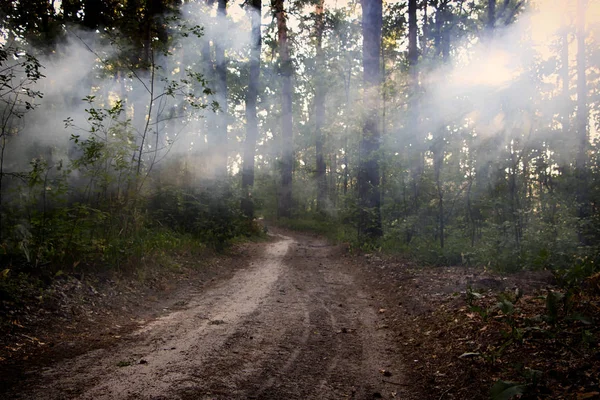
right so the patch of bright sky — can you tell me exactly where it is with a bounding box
[448,0,600,90]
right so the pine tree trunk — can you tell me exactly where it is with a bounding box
[576,0,588,244]
[201,0,215,160]
[83,0,103,29]
[358,0,383,240]
[275,0,294,218]
[214,0,229,178]
[407,0,420,230]
[315,0,328,213]
[561,24,569,134]
[241,0,261,218]
[488,0,496,31]
[330,153,337,206]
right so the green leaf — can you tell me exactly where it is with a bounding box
[566,314,593,325]
[490,380,527,400]
[498,299,514,315]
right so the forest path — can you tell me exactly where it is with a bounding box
[5,232,408,400]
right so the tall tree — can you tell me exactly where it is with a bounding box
[214,0,229,178]
[488,0,496,31]
[241,0,262,218]
[358,0,383,239]
[576,0,589,243]
[408,0,418,86]
[315,0,328,213]
[407,0,421,231]
[274,0,294,218]
[560,19,570,135]
[432,2,449,249]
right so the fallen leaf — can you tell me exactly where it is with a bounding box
[577,392,600,400]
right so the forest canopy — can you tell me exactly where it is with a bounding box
[0,0,599,280]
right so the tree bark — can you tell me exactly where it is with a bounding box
[576,0,588,244]
[561,24,569,134]
[408,0,418,78]
[358,0,383,240]
[315,0,328,213]
[214,0,228,178]
[274,0,294,218]
[200,0,216,172]
[330,152,337,206]
[488,0,496,32]
[407,0,421,230]
[241,0,261,218]
[83,0,104,29]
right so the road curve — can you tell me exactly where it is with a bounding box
[8,233,407,400]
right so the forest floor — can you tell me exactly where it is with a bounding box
[0,228,598,399]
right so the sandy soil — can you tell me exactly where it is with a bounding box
[3,233,408,400]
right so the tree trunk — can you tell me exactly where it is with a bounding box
[408,0,418,86]
[488,0,496,32]
[343,138,349,196]
[434,2,443,57]
[201,0,216,171]
[433,141,444,248]
[576,0,588,244]
[435,1,450,61]
[83,0,100,28]
[432,2,449,249]
[274,0,294,218]
[315,0,328,213]
[201,28,213,143]
[561,23,570,134]
[241,0,261,218]
[358,0,383,240]
[214,0,228,178]
[421,0,428,58]
[330,153,337,207]
[407,0,421,234]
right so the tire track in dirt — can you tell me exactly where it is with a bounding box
[6,236,294,400]
[5,232,409,400]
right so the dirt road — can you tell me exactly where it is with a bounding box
[5,233,408,400]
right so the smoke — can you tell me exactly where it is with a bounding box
[408,0,599,167]
[3,0,598,199]
[3,1,255,183]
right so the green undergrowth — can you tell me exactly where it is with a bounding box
[0,228,191,304]
[275,216,600,285]
[0,206,265,306]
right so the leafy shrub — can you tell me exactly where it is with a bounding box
[149,182,253,250]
